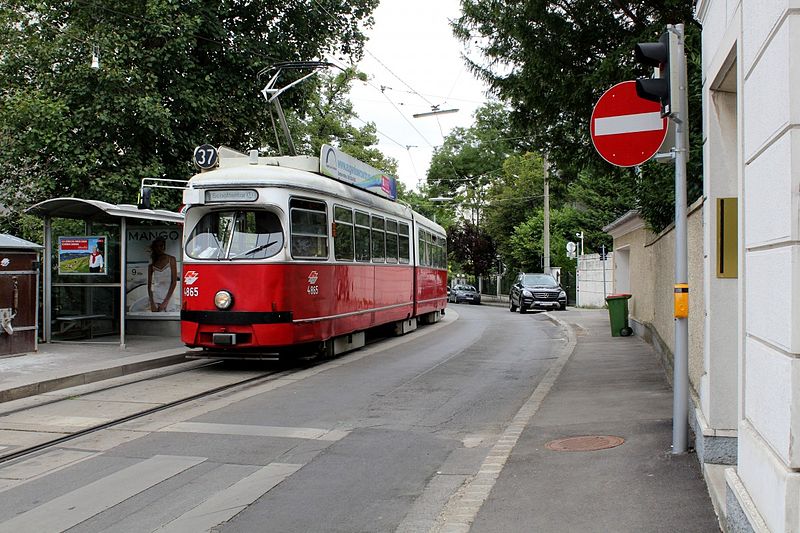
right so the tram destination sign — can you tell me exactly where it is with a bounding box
[319,144,397,200]
[205,189,258,203]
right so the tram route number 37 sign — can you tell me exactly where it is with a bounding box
[590,81,668,168]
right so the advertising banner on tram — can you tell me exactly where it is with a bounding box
[319,144,397,200]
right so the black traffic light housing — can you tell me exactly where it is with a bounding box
[635,32,671,117]
[138,187,152,210]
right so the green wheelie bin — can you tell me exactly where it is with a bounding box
[605,294,633,337]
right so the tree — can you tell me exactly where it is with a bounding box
[447,220,497,279]
[426,102,517,215]
[482,152,547,261]
[0,0,379,236]
[453,0,702,232]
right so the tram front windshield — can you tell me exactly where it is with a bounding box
[186,210,284,260]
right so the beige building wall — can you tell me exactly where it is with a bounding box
[606,201,705,394]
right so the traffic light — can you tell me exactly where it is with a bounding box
[138,187,152,210]
[635,30,678,117]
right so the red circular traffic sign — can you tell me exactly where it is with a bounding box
[590,81,668,167]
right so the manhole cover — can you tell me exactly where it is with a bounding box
[545,435,625,452]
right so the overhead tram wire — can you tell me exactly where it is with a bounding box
[308,0,443,145]
[365,50,437,108]
[370,82,436,148]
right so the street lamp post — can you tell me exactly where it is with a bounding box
[543,155,550,275]
[575,231,585,307]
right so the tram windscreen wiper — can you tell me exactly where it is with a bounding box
[242,240,278,256]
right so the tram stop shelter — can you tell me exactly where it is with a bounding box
[26,198,184,348]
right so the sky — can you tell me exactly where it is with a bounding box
[347,0,490,191]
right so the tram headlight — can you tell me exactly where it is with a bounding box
[214,290,234,310]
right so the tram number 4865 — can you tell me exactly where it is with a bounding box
[307,285,319,295]
[184,287,199,297]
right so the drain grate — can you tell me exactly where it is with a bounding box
[545,435,625,452]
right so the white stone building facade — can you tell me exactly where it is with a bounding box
[696,1,800,531]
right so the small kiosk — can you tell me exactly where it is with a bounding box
[26,198,183,348]
[0,235,42,356]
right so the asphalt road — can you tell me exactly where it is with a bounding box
[0,304,565,532]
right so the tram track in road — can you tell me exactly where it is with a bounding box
[0,358,318,467]
[0,314,458,471]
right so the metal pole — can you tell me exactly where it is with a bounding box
[602,245,607,299]
[671,23,689,454]
[272,99,297,156]
[543,154,551,275]
[120,217,127,349]
[43,216,52,343]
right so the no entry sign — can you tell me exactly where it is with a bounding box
[590,81,668,167]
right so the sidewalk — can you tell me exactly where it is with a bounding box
[471,307,720,532]
[0,336,191,403]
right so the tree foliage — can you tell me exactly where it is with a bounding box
[447,220,497,279]
[453,0,702,232]
[0,0,379,235]
[427,100,639,279]
[426,102,516,206]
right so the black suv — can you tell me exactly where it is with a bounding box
[509,273,567,313]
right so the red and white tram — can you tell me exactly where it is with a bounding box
[179,146,447,357]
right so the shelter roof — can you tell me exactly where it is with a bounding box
[26,198,183,224]
[0,234,43,250]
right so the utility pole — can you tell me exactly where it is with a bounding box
[635,23,690,454]
[543,154,551,275]
[671,23,690,455]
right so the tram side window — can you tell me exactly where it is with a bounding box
[418,230,430,267]
[354,211,371,262]
[371,216,385,263]
[432,235,444,268]
[417,229,446,268]
[385,219,398,264]
[290,198,328,259]
[398,222,410,264]
[333,206,354,261]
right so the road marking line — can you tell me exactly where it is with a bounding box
[0,455,205,532]
[160,422,348,441]
[594,111,663,136]
[155,462,302,532]
[432,314,578,532]
[0,448,97,482]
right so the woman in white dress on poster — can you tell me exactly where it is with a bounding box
[148,237,178,312]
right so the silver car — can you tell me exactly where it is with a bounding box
[448,284,481,305]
